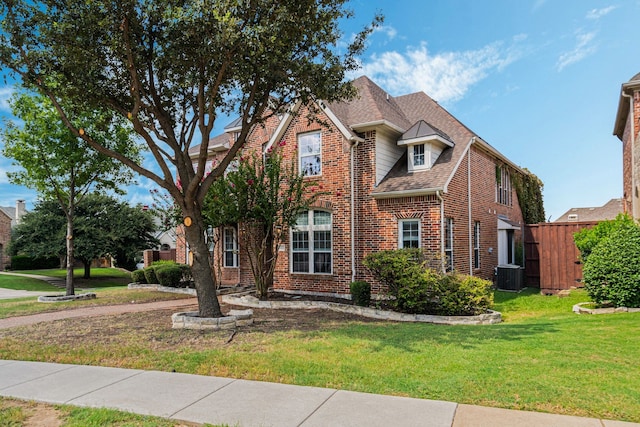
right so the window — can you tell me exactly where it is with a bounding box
[399,219,420,248]
[413,144,425,167]
[496,166,512,206]
[223,226,238,267]
[298,131,322,177]
[291,210,332,273]
[444,217,453,272]
[473,221,480,269]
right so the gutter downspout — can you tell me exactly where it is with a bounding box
[622,91,635,218]
[468,138,475,275]
[350,137,361,283]
[436,190,445,273]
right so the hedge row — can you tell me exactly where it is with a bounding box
[131,261,193,288]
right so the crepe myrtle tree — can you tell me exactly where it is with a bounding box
[0,0,381,317]
[204,143,322,299]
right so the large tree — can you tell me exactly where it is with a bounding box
[0,0,381,317]
[10,195,158,277]
[2,91,139,295]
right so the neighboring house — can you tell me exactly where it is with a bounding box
[614,72,640,219]
[0,209,10,269]
[0,200,27,269]
[177,76,530,295]
[554,198,623,223]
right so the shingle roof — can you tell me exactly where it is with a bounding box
[554,198,623,222]
[400,120,453,146]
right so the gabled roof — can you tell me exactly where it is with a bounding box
[398,120,454,147]
[613,72,640,139]
[554,198,623,222]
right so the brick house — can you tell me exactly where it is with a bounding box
[177,76,528,296]
[613,72,640,219]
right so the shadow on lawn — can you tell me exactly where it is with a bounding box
[331,321,557,353]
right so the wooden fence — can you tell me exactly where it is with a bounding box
[524,221,598,294]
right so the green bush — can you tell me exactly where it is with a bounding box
[155,264,184,287]
[436,274,494,316]
[143,266,159,284]
[364,249,493,316]
[131,269,147,284]
[574,214,635,263]
[350,281,371,307]
[10,255,59,270]
[582,221,640,307]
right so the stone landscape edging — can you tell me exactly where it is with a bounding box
[171,309,254,330]
[572,302,640,315]
[221,294,502,325]
[38,293,96,303]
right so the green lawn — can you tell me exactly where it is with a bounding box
[0,274,60,292]
[1,287,639,422]
[7,267,132,288]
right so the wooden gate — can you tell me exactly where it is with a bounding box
[524,221,598,294]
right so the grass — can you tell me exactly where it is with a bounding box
[6,267,133,288]
[0,397,224,426]
[1,287,639,422]
[0,274,60,292]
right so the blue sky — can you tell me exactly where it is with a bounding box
[0,0,638,221]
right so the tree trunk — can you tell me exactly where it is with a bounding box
[65,216,75,296]
[183,209,224,318]
[83,261,91,279]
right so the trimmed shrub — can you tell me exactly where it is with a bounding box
[10,255,59,270]
[350,281,371,307]
[155,264,184,287]
[395,268,440,314]
[143,266,159,284]
[582,221,640,307]
[131,269,147,284]
[436,274,494,316]
[574,214,635,263]
[363,248,431,297]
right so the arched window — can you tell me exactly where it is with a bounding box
[291,210,332,274]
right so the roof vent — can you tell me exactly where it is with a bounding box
[568,214,578,221]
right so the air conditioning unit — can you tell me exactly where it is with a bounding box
[496,265,524,291]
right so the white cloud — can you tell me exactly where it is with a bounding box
[556,31,597,71]
[357,40,522,104]
[586,6,617,20]
[373,25,398,41]
[0,86,13,112]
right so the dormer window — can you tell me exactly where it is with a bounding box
[413,144,425,167]
[398,120,454,173]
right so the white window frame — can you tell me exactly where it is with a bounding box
[223,226,238,268]
[473,221,480,270]
[290,210,332,274]
[399,219,421,249]
[496,166,512,206]
[298,131,322,177]
[444,217,454,272]
[407,143,431,172]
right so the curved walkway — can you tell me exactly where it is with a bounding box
[0,271,66,289]
[0,298,198,329]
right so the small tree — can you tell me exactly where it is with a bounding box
[2,91,139,295]
[204,144,320,299]
[574,214,636,263]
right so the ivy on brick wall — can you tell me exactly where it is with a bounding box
[512,168,545,224]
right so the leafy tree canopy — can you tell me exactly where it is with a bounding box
[0,0,381,317]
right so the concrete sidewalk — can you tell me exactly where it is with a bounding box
[0,360,637,427]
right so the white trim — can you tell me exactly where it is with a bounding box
[398,218,421,249]
[264,101,301,152]
[223,226,238,268]
[320,102,364,142]
[397,134,454,148]
[444,137,473,192]
[290,210,333,275]
[298,130,323,177]
[350,119,405,134]
[371,187,442,199]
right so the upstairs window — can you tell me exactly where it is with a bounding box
[473,221,480,269]
[298,131,322,177]
[413,144,425,167]
[496,166,512,206]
